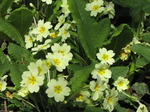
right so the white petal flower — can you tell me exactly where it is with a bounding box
[25,34,35,49]
[46,77,71,102]
[91,63,112,81]
[103,88,118,112]
[104,2,115,19]
[28,59,48,76]
[46,53,69,72]
[20,70,44,93]
[85,0,105,17]
[75,90,90,102]
[96,48,115,65]
[58,23,71,42]
[90,80,107,100]
[17,87,29,97]
[33,20,52,42]
[0,75,8,92]
[114,77,129,92]
[61,0,70,15]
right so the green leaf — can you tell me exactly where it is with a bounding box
[110,66,129,80]
[69,63,95,93]
[0,0,14,17]
[130,44,150,61]
[9,62,27,89]
[135,56,150,68]
[0,19,24,46]
[0,49,10,77]
[68,0,111,60]
[113,0,150,21]
[9,7,33,36]
[114,103,128,112]
[131,82,149,98]
[8,43,34,64]
[105,24,133,58]
[142,34,150,43]
[84,106,105,112]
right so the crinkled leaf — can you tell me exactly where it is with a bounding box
[135,56,150,68]
[0,49,10,77]
[131,82,149,98]
[9,7,33,36]
[0,19,24,46]
[130,44,150,61]
[105,24,133,58]
[142,34,150,43]
[114,103,128,112]
[68,0,111,60]
[8,43,34,64]
[69,63,95,93]
[9,62,28,89]
[110,66,129,80]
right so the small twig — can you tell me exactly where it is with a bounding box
[4,100,8,112]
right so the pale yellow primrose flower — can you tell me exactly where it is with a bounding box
[33,20,52,42]
[54,14,67,30]
[103,88,118,112]
[46,77,71,102]
[0,75,7,92]
[25,33,35,49]
[17,87,29,97]
[91,63,112,81]
[85,0,105,17]
[58,23,71,42]
[90,80,107,100]
[46,53,69,72]
[96,48,115,65]
[136,103,148,112]
[61,0,70,15]
[76,90,90,102]
[20,70,44,93]
[28,59,48,76]
[51,43,73,61]
[104,2,115,19]
[114,76,129,92]
[41,0,52,5]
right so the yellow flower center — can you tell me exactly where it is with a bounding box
[54,85,62,94]
[98,68,106,76]
[95,85,100,92]
[118,81,124,87]
[28,76,36,85]
[58,50,64,56]
[50,32,58,38]
[107,96,113,104]
[0,83,2,90]
[28,37,33,43]
[53,59,61,65]
[76,94,84,101]
[63,29,68,35]
[38,66,42,75]
[39,27,46,34]
[44,61,51,67]
[92,5,99,11]
[102,54,109,61]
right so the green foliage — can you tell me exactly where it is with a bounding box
[0,19,24,46]
[105,24,133,58]
[142,34,150,43]
[9,62,27,89]
[0,0,14,17]
[114,103,128,112]
[110,66,129,80]
[113,0,150,21]
[0,49,10,77]
[68,0,111,60]
[84,106,106,112]
[9,7,33,36]
[8,43,34,64]
[135,56,150,68]
[131,82,149,98]
[69,63,95,93]
[130,44,150,61]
